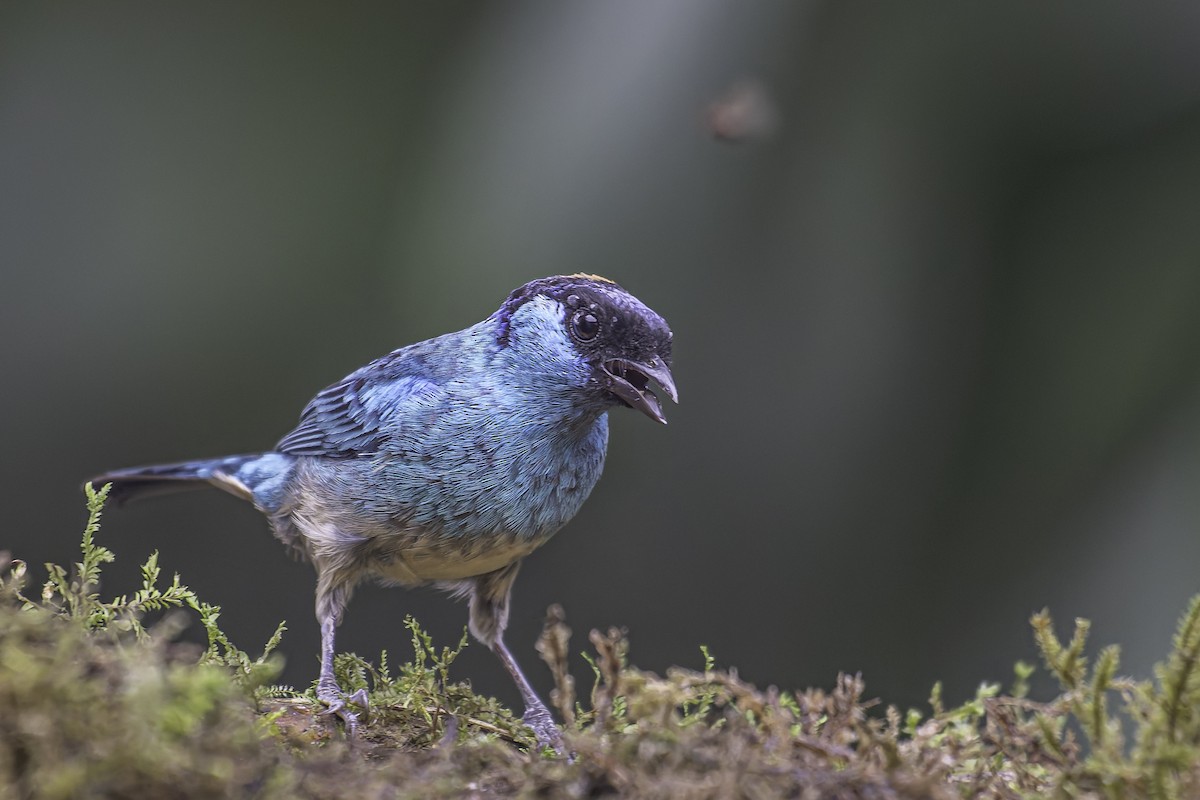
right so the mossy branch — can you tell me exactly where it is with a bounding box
[7,486,1200,796]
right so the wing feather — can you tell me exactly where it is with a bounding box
[276,351,443,457]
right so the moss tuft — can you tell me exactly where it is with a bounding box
[3,487,1200,797]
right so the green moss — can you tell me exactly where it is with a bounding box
[0,587,276,799]
[3,486,1200,797]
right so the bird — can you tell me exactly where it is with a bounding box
[88,274,676,748]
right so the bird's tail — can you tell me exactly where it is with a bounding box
[88,452,294,512]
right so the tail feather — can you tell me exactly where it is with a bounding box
[87,454,287,507]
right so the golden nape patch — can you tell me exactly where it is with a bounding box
[566,272,616,284]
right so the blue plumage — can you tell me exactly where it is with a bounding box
[89,274,676,748]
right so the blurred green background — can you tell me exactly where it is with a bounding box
[4,1,1200,711]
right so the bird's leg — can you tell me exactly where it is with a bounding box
[469,562,563,752]
[314,577,368,733]
[491,634,560,748]
[316,618,370,730]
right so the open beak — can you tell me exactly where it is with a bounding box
[601,357,678,424]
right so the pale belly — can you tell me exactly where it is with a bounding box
[369,532,544,584]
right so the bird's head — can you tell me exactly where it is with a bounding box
[494,274,678,424]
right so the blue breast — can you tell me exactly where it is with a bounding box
[370,406,610,543]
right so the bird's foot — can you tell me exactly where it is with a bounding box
[317,682,370,735]
[521,702,565,755]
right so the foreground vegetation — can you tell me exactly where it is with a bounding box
[2,486,1200,798]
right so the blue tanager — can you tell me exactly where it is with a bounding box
[89,274,677,748]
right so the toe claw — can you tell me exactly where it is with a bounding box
[521,704,564,755]
[317,685,369,734]
[347,688,370,713]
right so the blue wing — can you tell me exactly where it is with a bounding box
[276,350,443,457]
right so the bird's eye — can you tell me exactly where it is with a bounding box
[571,310,600,341]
